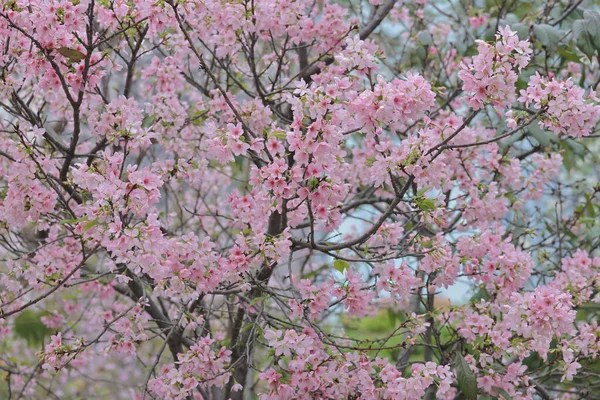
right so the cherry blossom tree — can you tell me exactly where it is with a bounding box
[1,0,600,399]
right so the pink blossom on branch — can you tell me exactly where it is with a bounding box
[0,1,599,399]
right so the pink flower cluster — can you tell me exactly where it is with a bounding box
[0,144,58,229]
[149,334,232,400]
[459,26,532,110]
[260,327,454,400]
[457,228,533,296]
[349,73,436,132]
[1,0,600,398]
[40,333,83,371]
[518,73,600,137]
[88,96,158,149]
[375,262,421,307]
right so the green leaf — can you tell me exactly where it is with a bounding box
[302,265,326,280]
[563,227,578,240]
[464,44,478,57]
[333,259,350,273]
[418,31,433,46]
[515,76,528,91]
[533,24,561,50]
[469,287,490,304]
[573,19,598,60]
[557,47,581,63]
[55,47,86,63]
[561,143,574,170]
[564,138,587,157]
[522,351,543,371]
[270,130,287,139]
[415,46,426,63]
[585,196,596,219]
[483,26,496,42]
[505,192,517,204]
[83,219,98,231]
[560,139,588,170]
[528,122,559,148]
[416,186,430,197]
[386,309,399,326]
[573,18,586,38]
[454,353,478,400]
[500,130,524,152]
[416,197,436,212]
[59,218,82,225]
[492,386,513,399]
[249,295,268,307]
[584,10,600,44]
[511,23,530,41]
[13,310,54,347]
